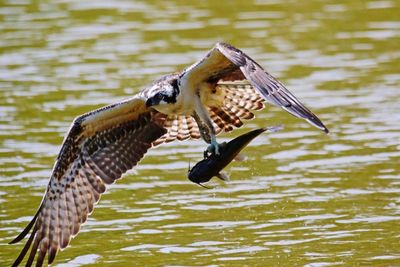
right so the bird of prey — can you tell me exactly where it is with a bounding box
[10,42,328,266]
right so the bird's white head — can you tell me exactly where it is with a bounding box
[145,74,180,108]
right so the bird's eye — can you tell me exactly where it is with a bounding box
[155,92,164,101]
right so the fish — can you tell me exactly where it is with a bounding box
[187,125,283,187]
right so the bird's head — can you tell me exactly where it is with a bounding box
[145,75,179,108]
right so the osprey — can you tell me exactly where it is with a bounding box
[10,42,328,266]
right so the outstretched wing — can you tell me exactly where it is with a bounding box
[10,95,169,266]
[180,42,329,133]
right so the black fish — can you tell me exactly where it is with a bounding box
[188,125,283,186]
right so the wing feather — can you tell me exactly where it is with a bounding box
[221,83,265,111]
[10,95,169,266]
[12,225,36,266]
[216,42,328,133]
[187,117,201,139]
[209,109,226,133]
[180,42,328,133]
[37,207,50,265]
[26,231,39,266]
[153,115,202,145]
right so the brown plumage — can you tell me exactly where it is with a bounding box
[11,42,328,266]
[10,105,168,266]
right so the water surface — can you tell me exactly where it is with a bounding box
[1,0,400,266]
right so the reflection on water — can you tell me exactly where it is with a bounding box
[1,0,400,266]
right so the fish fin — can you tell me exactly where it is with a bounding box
[234,153,247,162]
[197,183,212,189]
[265,124,284,133]
[217,171,230,181]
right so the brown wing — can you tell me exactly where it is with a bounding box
[207,81,265,133]
[180,42,329,133]
[10,95,169,266]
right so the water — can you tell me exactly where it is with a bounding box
[1,0,400,266]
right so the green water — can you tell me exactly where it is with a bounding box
[1,0,400,266]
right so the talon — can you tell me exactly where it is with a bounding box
[207,139,220,155]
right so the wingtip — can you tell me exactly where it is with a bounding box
[306,115,329,135]
[9,237,19,245]
[9,233,21,244]
[315,123,329,134]
[315,120,329,134]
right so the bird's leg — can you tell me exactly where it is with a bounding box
[193,96,221,155]
[206,136,220,156]
[193,112,220,156]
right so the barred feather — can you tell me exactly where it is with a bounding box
[202,82,265,134]
[10,97,168,266]
[153,115,202,146]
